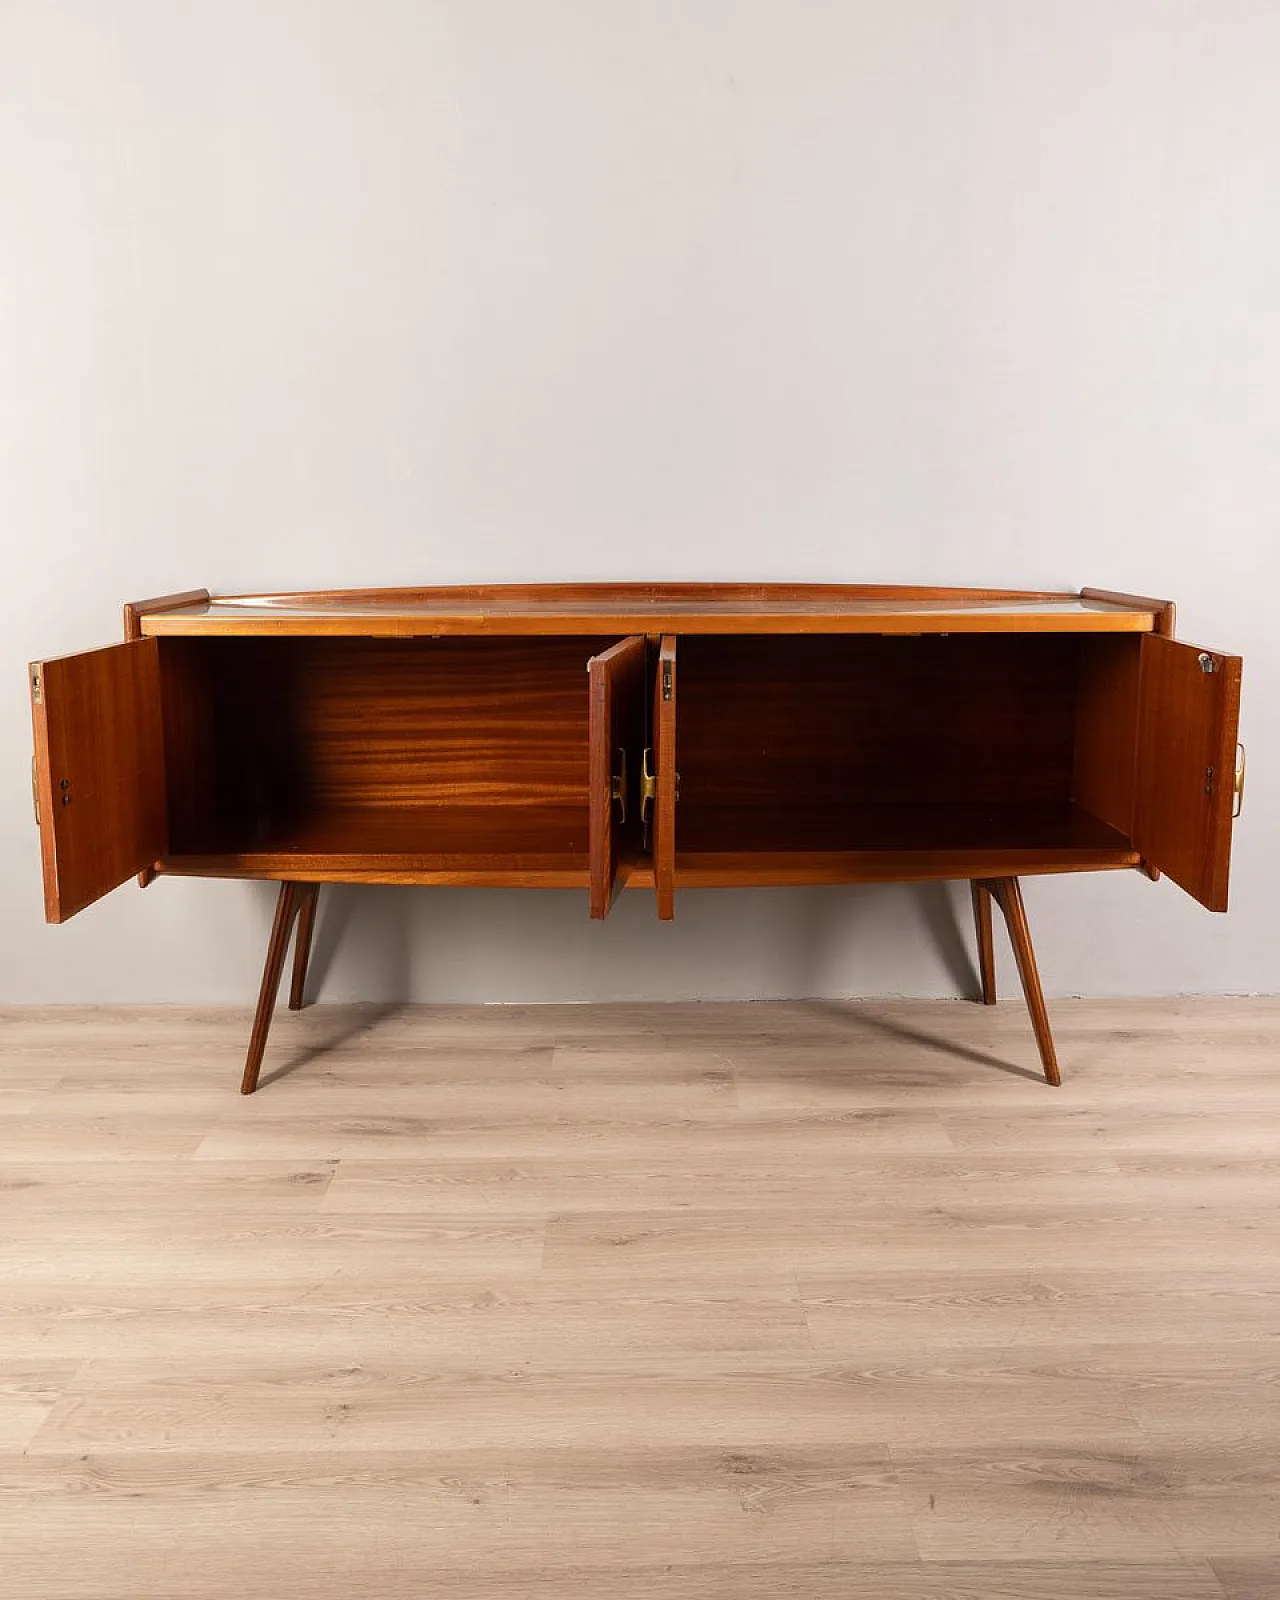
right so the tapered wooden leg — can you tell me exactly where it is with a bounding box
[985,876,1061,1087]
[241,882,306,1096]
[970,880,997,1006]
[289,885,320,1011]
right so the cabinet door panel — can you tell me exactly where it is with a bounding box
[587,635,646,918]
[1133,635,1242,911]
[30,640,165,923]
[653,635,677,920]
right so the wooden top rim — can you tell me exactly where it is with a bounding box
[134,583,1163,637]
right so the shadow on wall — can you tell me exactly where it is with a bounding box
[245,880,412,1005]
[274,877,986,1005]
[783,877,983,1000]
[916,879,983,995]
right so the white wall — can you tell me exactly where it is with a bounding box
[1,0,1276,1004]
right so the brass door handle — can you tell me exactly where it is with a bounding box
[640,747,658,824]
[1234,742,1246,819]
[31,757,40,827]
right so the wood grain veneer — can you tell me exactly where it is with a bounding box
[29,641,165,922]
[674,634,1082,830]
[1133,636,1243,912]
[160,636,615,861]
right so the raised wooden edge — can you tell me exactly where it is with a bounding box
[1081,587,1175,637]
[153,582,1086,609]
[124,589,208,889]
[124,589,211,641]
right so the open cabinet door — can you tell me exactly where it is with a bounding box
[30,640,166,923]
[652,636,677,920]
[1132,636,1242,912]
[587,635,646,918]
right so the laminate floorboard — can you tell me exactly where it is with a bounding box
[1,996,1277,1597]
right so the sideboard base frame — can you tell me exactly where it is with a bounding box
[240,874,1063,1094]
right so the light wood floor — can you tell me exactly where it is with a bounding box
[1,996,1278,1599]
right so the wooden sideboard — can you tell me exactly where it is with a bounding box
[29,584,1244,1092]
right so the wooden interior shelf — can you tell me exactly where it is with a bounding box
[164,804,592,884]
[29,583,1243,1092]
[163,804,1138,887]
[672,801,1135,857]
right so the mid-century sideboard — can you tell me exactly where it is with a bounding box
[29,584,1244,1092]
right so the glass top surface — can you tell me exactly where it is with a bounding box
[135,587,1158,635]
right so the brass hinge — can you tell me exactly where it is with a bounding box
[611,746,627,824]
[30,667,42,704]
[640,747,658,823]
[1198,652,1217,674]
[31,757,40,827]
[1234,742,1247,819]
[661,659,673,702]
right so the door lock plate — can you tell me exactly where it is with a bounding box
[611,746,627,824]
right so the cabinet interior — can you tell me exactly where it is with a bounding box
[157,631,1145,879]
[159,637,612,870]
[673,633,1143,870]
